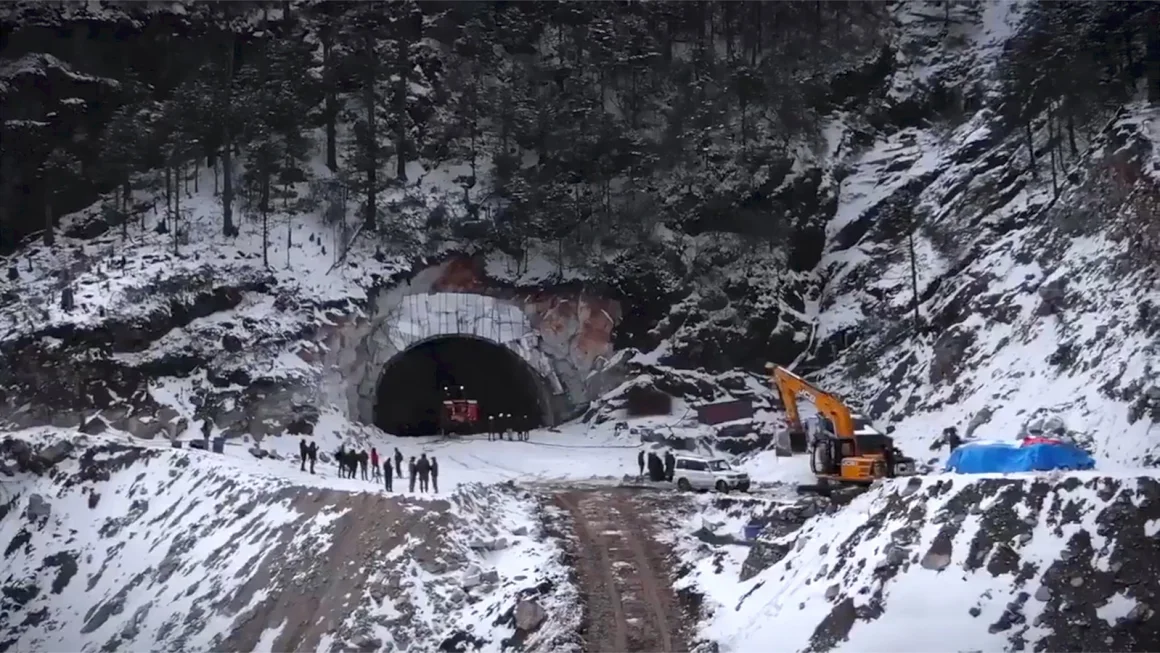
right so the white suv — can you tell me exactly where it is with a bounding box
[673,455,750,493]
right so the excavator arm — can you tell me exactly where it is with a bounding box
[768,364,856,437]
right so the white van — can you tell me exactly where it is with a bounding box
[673,454,750,493]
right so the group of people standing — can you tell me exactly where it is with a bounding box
[637,449,676,482]
[484,414,532,442]
[298,441,441,493]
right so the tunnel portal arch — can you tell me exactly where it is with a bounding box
[372,334,556,436]
[346,292,570,431]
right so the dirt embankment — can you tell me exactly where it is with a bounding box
[221,489,460,652]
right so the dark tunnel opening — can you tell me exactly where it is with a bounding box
[374,336,549,437]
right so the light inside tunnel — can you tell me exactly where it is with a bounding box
[374,336,549,436]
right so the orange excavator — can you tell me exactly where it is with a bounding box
[767,363,916,487]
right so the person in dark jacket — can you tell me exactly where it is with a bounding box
[416,454,432,492]
[430,456,439,493]
[663,451,675,482]
[358,450,369,480]
[944,427,962,452]
[394,448,403,478]
[408,456,417,492]
[337,445,347,476]
[307,441,317,474]
[647,452,665,482]
[383,457,393,491]
[299,439,309,472]
[637,450,645,477]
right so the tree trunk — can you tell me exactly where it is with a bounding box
[43,191,54,247]
[394,21,409,182]
[222,34,236,237]
[1024,116,1037,176]
[322,27,338,172]
[121,181,130,239]
[1048,107,1059,197]
[165,164,172,226]
[909,230,920,332]
[194,157,199,194]
[1066,109,1079,158]
[1146,15,1160,102]
[173,165,181,254]
[261,174,270,268]
[286,210,292,269]
[364,32,378,232]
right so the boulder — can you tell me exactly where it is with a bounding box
[920,551,952,571]
[38,440,75,465]
[25,493,51,524]
[124,415,165,440]
[79,416,109,436]
[222,334,244,353]
[514,598,547,632]
[462,565,482,589]
[1037,278,1069,315]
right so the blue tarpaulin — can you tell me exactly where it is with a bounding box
[945,441,1096,474]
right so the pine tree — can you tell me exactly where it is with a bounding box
[237,15,317,267]
[39,148,81,247]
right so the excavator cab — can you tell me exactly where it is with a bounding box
[767,363,916,487]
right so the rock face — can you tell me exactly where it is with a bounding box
[712,475,1160,653]
[809,106,1160,465]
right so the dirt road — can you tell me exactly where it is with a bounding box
[554,489,690,653]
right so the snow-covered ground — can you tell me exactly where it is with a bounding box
[669,471,1160,653]
[0,427,584,652]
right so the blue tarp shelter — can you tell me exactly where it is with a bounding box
[945,441,1096,474]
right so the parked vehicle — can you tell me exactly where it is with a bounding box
[672,454,750,493]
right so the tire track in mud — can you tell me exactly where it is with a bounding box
[554,489,688,653]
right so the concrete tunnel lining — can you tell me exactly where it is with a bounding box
[335,277,623,430]
[373,334,556,436]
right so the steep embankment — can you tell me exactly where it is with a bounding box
[804,1,1159,466]
[673,473,1160,653]
[0,430,577,652]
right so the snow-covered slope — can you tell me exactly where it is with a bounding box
[797,2,1159,469]
[811,102,1160,469]
[673,472,1160,653]
[0,429,580,653]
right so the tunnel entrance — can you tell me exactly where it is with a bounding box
[374,336,551,437]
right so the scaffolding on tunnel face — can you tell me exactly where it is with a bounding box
[400,291,535,348]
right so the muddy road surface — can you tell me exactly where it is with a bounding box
[554,489,691,653]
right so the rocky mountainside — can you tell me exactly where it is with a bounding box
[668,471,1160,652]
[2,3,1160,648]
[0,1,1155,468]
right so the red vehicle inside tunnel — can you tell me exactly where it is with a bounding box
[440,398,480,435]
[374,336,547,437]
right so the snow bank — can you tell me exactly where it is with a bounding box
[675,472,1160,653]
[0,429,575,652]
